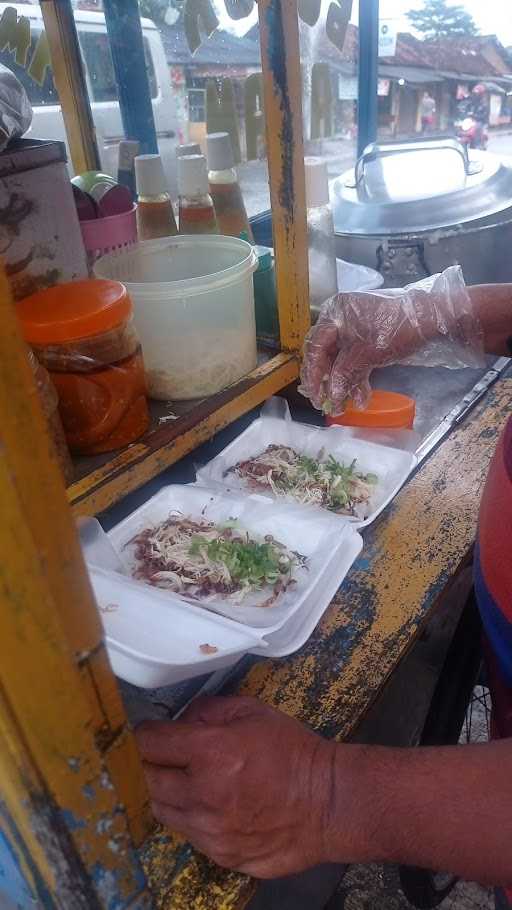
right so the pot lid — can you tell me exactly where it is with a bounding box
[332,138,512,236]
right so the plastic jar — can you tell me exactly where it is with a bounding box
[28,349,74,484]
[94,236,258,401]
[18,280,150,455]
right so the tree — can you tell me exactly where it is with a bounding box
[407,0,479,40]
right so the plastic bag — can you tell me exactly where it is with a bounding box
[0,64,32,152]
[299,266,485,416]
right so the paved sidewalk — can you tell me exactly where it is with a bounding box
[337,864,493,909]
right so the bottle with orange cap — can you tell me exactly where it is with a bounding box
[17,279,150,455]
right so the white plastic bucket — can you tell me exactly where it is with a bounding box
[94,235,258,400]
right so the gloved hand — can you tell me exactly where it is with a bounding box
[299,266,484,416]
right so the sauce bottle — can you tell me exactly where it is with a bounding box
[135,153,178,240]
[305,157,338,310]
[178,155,218,235]
[207,131,253,240]
[176,142,201,158]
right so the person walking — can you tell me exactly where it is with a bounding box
[420,90,436,132]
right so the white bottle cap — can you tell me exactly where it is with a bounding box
[304,156,330,207]
[135,154,167,197]
[178,154,209,196]
[206,132,235,171]
[118,139,140,171]
[176,142,201,158]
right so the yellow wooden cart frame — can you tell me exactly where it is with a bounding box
[42,0,311,518]
[0,1,312,905]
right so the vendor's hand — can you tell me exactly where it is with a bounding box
[299,267,482,416]
[300,294,401,414]
[136,696,336,878]
[299,291,414,414]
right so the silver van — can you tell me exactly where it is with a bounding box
[0,3,180,187]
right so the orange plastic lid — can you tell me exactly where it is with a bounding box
[326,390,416,430]
[17,279,132,344]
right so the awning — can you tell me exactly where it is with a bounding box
[378,64,443,85]
[483,81,506,94]
[440,72,512,89]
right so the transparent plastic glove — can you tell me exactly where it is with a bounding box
[299,266,484,416]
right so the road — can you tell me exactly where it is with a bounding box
[239,136,356,217]
[239,130,512,218]
[488,130,512,158]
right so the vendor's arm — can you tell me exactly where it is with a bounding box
[136,696,512,885]
[300,277,512,415]
[470,284,512,355]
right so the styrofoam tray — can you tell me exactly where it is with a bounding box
[196,415,417,527]
[86,526,362,688]
[103,484,362,634]
[83,484,363,688]
[88,566,265,689]
[255,528,362,657]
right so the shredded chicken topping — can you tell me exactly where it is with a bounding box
[129,514,305,608]
[226,445,378,516]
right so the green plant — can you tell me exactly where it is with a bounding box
[407,0,478,39]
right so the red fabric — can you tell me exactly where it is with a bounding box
[478,418,512,615]
[478,417,512,901]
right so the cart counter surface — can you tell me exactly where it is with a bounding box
[138,378,512,910]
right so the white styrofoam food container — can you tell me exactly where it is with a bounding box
[105,484,360,634]
[83,485,363,687]
[253,530,362,658]
[196,415,417,527]
[88,566,265,689]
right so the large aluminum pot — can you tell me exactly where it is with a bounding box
[332,138,512,287]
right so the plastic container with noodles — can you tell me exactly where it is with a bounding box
[18,280,150,455]
[94,235,258,401]
[326,390,416,430]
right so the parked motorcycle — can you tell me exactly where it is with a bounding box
[455,116,489,150]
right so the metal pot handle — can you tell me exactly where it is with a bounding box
[376,238,430,285]
[351,137,482,191]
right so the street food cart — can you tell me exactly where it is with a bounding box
[1,1,510,908]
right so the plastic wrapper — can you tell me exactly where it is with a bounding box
[0,65,32,152]
[299,265,485,416]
